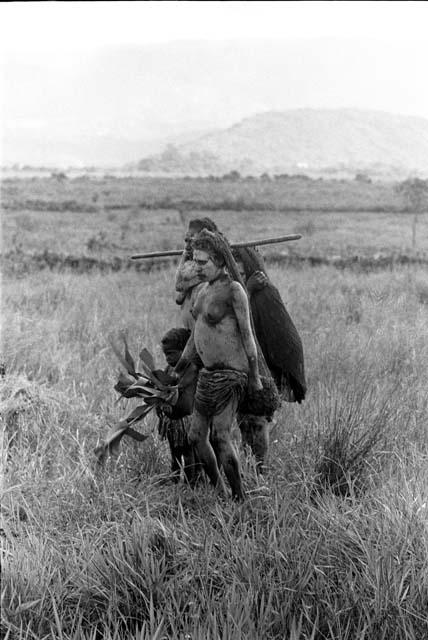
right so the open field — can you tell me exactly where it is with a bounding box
[1,177,428,278]
[1,177,428,639]
[0,174,410,215]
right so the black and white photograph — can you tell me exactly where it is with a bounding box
[1,1,428,638]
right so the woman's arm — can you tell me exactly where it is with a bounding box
[230,281,263,391]
[172,361,199,418]
[173,329,198,376]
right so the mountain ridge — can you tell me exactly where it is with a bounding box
[136,108,428,177]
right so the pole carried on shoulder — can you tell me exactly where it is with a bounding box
[131,233,302,260]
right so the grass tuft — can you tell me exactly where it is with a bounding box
[1,257,428,639]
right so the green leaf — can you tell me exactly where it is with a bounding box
[119,330,136,376]
[109,335,137,378]
[126,428,149,442]
[125,404,153,425]
[139,347,156,371]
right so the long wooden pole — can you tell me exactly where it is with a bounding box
[131,233,302,260]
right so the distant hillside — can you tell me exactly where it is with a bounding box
[136,109,428,177]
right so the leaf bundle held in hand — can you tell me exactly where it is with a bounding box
[95,338,179,465]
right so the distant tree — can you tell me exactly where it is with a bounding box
[354,172,372,184]
[395,178,428,249]
[160,144,183,171]
[51,171,67,181]
[222,170,241,182]
[137,157,155,171]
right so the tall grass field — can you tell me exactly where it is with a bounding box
[1,177,428,639]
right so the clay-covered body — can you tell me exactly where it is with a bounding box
[176,242,262,500]
[192,275,250,373]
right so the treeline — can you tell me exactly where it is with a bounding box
[4,248,428,278]
[2,174,427,215]
[137,144,225,174]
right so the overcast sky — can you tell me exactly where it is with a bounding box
[2,1,428,50]
[1,1,428,165]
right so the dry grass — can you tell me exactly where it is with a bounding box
[2,177,428,264]
[1,175,427,638]
[1,261,428,639]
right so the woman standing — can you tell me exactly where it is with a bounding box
[174,230,265,500]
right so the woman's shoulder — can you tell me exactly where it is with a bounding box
[229,279,248,302]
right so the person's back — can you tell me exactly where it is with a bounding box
[233,246,306,402]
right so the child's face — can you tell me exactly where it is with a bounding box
[163,348,181,367]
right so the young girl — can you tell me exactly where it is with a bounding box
[157,327,200,483]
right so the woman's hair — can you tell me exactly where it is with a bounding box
[192,230,248,287]
[188,217,218,234]
[192,229,229,269]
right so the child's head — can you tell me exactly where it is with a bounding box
[161,328,191,366]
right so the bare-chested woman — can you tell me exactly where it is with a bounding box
[174,230,263,500]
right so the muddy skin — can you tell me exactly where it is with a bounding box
[176,241,262,500]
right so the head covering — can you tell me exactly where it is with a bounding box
[233,249,306,402]
[232,247,267,280]
[188,217,218,233]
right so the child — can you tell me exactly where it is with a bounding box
[157,328,200,483]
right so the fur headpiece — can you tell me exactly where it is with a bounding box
[188,217,218,233]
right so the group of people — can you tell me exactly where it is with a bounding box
[156,217,306,500]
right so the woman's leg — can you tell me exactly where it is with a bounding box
[188,409,228,496]
[211,398,244,501]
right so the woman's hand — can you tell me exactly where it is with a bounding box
[169,369,180,382]
[246,271,268,294]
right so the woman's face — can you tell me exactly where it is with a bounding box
[194,249,222,282]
